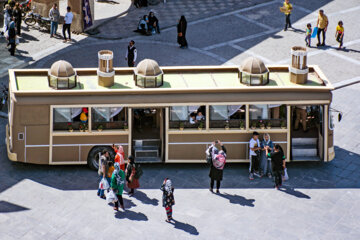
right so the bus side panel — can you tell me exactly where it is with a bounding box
[12,105,25,162]
[26,125,50,164]
[328,129,335,161]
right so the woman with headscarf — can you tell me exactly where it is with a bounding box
[111,162,125,210]
[160,178,175,222]
[13,3,22,36]
[114,145,126,171]
[125,155,140,196]
[206,140,227,194]
[177,15,188,49]
[7,18,16,56]
[261,133,274,178]
[1,5,11,36]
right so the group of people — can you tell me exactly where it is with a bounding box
[48,4,73,43]
[206,133,287,193]
[1,1,23,56]
[282,0,345,49]
[96,144,176,222]
[134,11,160,35]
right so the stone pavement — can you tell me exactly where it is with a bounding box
[1,0,360,239]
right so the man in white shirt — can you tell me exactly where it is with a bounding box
[62,6,73,43]
[125,40,137,67]
[249,131,261,180]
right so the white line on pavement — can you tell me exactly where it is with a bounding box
[233,13,275,31]
[326,50,360,66]
[229,44,273,63]
[333,76,360,89]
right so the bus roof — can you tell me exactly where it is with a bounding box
[10,65,333,93]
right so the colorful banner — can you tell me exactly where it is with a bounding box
[82,0,93,30]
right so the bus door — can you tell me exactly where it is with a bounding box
[132,108,164,163]
[291,105,324,161]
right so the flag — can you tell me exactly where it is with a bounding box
[83,0,93,30]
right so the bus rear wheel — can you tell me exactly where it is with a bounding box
[87,146,115,170]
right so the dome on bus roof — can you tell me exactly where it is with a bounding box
[49,60,76,78]
[135,59,163,77]
[240,57,268,75]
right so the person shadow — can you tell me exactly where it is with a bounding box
[218,193,255,207]
[107,198,137,209]
[279,186,311,199]
[114,209,148,221]
[131,190,159,206]
[169,219,199,236]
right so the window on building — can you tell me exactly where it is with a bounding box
[209,105,246,128]
[92,107,127,130]
[53,107,89,131]
[249,104,287,128]
[169,106,206,129]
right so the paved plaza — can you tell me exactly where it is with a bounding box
[1,0,360,239]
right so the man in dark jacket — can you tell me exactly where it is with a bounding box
[125,40,137,67]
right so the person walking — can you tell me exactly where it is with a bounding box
[7,18,16,56]
[111,162,125,211]
[266,144,286,189]
[261,133,274,178]
[283,0,293,31]
[97,150,110,199]
[316,10,328,47]
[206,140,227,194]
[305,23,312,47]
[160,178,175,223]
[177,15,188,49]
[249,131,261,180]
[49,3,60,38]
[1,5,11,36]
[125,155,140,196]
[62,6,73,43]
[125,40,137,67]
[335,21,344,49]
[114,145,126,171]
[12,3,22,36]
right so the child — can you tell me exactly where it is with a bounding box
[335,21,344,49]
[160,178,175,223]
[266,144,286,190]
[305,23,312,47]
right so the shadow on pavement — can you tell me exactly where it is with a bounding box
[131,190,159,206]
[278,186,311,199]
[170,219,199,236]
[114,209,148,221]
[217,193,255,207]
[0,200,30,213]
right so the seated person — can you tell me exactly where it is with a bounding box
[148,11,160,34]
[134,15,149,35]
[196,111,205,121]
[189,112,197,124]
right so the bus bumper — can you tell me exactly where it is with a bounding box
[6,124,17,162]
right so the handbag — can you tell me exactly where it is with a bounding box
[15,38,19,45]
[100,178,110,190]
[106,190,118,203]
[282,168,289,181]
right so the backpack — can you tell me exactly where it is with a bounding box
[212,153,226,170]
[134,163,143,179]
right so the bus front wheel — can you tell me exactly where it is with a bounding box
[87,146,115,170]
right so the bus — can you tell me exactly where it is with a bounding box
[6,54,336,169]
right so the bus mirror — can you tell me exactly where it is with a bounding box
[338,113,342,122]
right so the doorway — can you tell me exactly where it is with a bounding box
[132,108,165,163]
[291,105,324,161]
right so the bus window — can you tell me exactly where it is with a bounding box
[209,105,245,128]
[92,107,126,130]
[249,104,286,128]
[53,107,89,131]
[169,106,206,129]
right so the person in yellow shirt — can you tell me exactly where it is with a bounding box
[283,0,293,31]
[316,9,329,47]
[335,21,344,49]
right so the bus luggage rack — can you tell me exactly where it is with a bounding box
[134,139,162,162]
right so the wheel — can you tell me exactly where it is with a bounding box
[24,18,36,26]
[87,146,115,170]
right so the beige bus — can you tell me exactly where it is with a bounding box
[6,55,336,169]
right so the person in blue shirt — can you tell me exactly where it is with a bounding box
[260,133,274,178]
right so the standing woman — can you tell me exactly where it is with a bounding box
[13,3,22,36]
[111,162,125,210]
[177,15,188,49]
[114,145,126,171]
[7,18,16,56]
[1,5,11,36]
[160,178,175,223]
[206,140,227,194]
[261,133,274,178]
[125,155,140,196]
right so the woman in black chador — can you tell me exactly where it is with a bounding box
[177,15,188,49]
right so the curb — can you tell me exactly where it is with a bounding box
[0,61,29,79]
[0,111,8,119]
[333,77,360,90]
